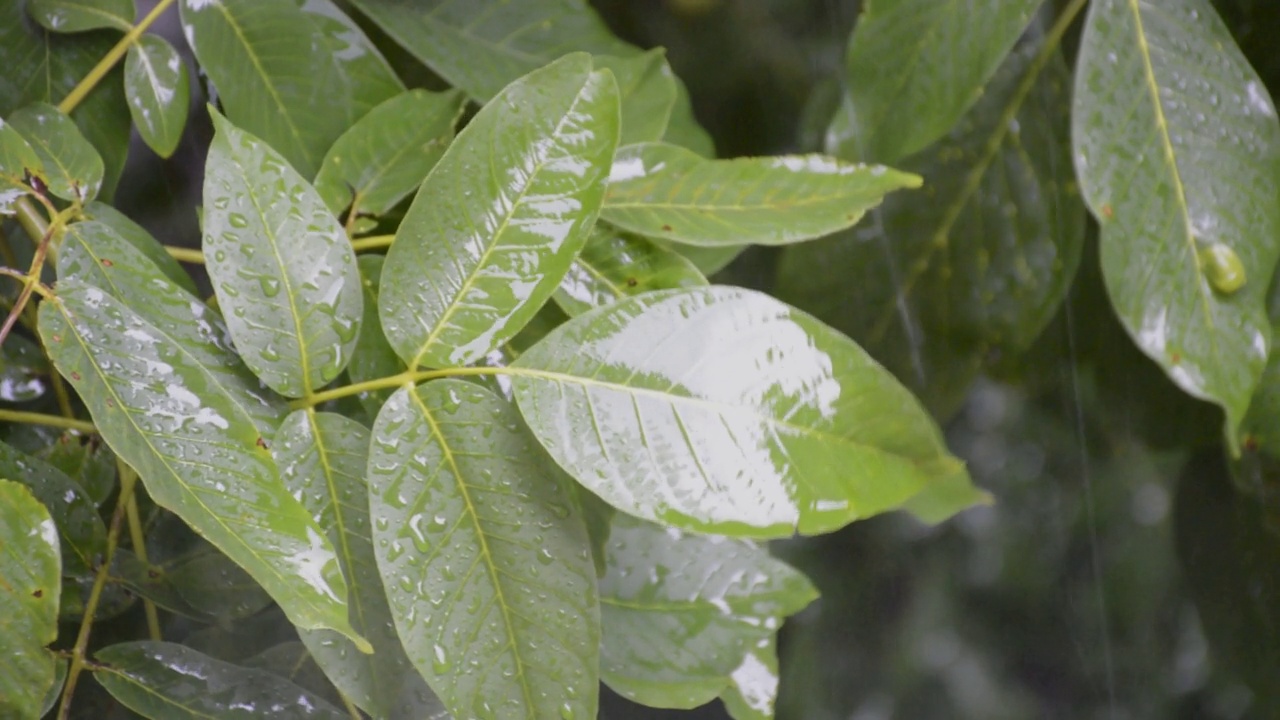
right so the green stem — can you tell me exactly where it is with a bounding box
[0,409,95,433]
[57,470,140,719]
[123,460,162,642]
[58,0,178,115]
[350,234,394,253]
[165,245,206,264]
[294,366,507,409]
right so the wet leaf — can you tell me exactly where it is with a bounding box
[594,50,678,145]
[313,88,464,219]
[0,480,60,720]
[368,380,599,720]
[240,642,346,709]
[1073,0,1280,452]
[827,0,1040,163]
[349,255,404,417]
[512,286,975,537]
[0,439,105,577]
[0,333,50,403]
[108,548,216,621]
[601,142,920,247]
[380,53,619,370]
[554,225,707,316]
[80,200,200,296]
[180,0,402,176]
[39,279,364,646]
[38,433,115,506]
[8,101,104,202]
[719,636,780,720]
[124,34,190,159]
[0,119,45,213]
[275,409,439,719]
[598,515,815,709]
[168,550,275,622]
[58,219,286,437]
[27,0,135,32]
[93,641,348,719]
[204,113,364,398]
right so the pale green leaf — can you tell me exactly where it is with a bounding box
[39,279,364,645]
[1072,0,1280,451]
[27,0,134,32]
[368,380,599,720]
[663,242,745,276]
[0,439,105,577]
[554,225,706,317]
[601,142,920,247]
[0,119,45,213]
[275,410,439,719]
[125,34,190,159]
[719,635,779,720]
[8,102,104,202]
[36,660,68,720]
[349,255,404,417]
[827,0,1041,163]
[0,480,60,720]
[594,50,678,145]
[303,0,405,120]
[380,53,619,370]
[599,514,815,709]
[512,286,970,537]
[94,641,348,719]
[80,200,200,295]
[313,88,464,218]
[204,113,364,397]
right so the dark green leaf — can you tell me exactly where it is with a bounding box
[368,380,599,720]
[379,53,619,369]
[827,0,1041,163]
[313,88,464,219]
[601,142,920,247]
[80,200,200,296]
[349,255,404,417]
[0,333,50,402]
[125,34,190,159]
[555,225,707,317]
[107,548,214,621]
[204,113,364,398]
[27,0,134,32]
[664,242,745,276]
[1073,0,1280,451]
[594,50,678,145]
[168,550,275,622]
[93,641,348,719]
[37,659,68,720]
[0,439,105,577]
[8,101,104,202]
[0,119,45,213]
[38,433,115,506]
[663,82,715,157]
[240,642,346,710]
[512,286,973,537]
[0,480,60,720]
[39,279,365,646]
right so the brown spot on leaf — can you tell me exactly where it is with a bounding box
[1101,204,1113,220]
[32,588,42,598]
[100,259,113,267]
[1170,352,1181,364]
[256,437,268,450]
[661,224,673,232]
[70,371,80,381]
[1244,434,1260,452]
[147,568,160,579]
[625,277,638,287]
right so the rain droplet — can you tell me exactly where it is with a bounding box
[432,644,451,674]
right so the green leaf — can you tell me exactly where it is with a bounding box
[108,548,217,621]
[80,200,200,296]
[664,242,745,277]
[204,113,364,398]
[0,480,61,720]
[39,279,364,646]
[598,514,816,709]
[719,636,779,720]
[594,50,678,145]
[555,225,707,317]
[38,434,115,506]
[125,34,190,159]
[313,88,464,219]
[0,333,50,403]
[180,0,402,176]
[1072,0,1280,451]
[348,0,633,101]
[37,659,68,720]
[27,0,134,32]
[368,380,600,720]
[0,439,106,577]
[58,219,286,437]
[380,53,619,370]
[349,255,405,417]
[167,549,275,622]
[275,409,439,719]
[663,82,715,157]
[511,286,972,537]
[827,0,1041,163]
[0,119,45,213]
[8,102,104,202]
[601,142,921,247]
[776,19,1083,423]
[94,641,348,719]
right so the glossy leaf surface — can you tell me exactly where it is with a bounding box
[595,50,678,145]
[348,0,632,101]
[349,255,404,417]
[601,142,920,247]
[827,0,1040,163]
[38,433,115,506]
[314,88,464,219]
[0,480,60,720]
[0,333,50,403]
[80,200,200,295]
[719,636,780,720]
[0,119,44,213]
[599,515,816,708]
[125,34,190,159]
[512,286,973,537]
[275,410,438,719]
[180,0,401,176]
[380,53,619,370]
[39,280,362,645]
[8,101,103,202]
[204,113,363,397]
[27,0,134,32]
[94,641,347,719]
[555,225,707,317]
[368,380,599,720]
[1073,0,1280,449]
[58,220,286,437]
[0,439,105,577]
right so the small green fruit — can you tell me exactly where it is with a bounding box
[1201,242,1246,295]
